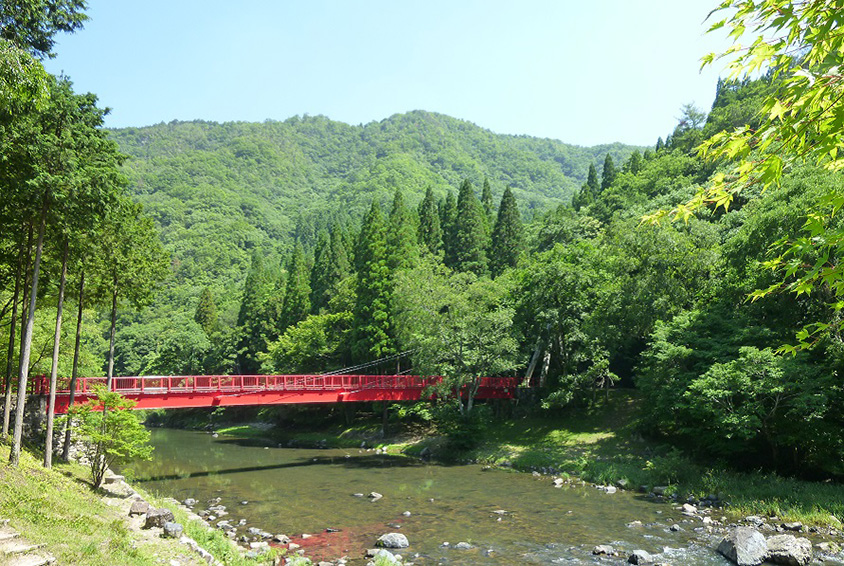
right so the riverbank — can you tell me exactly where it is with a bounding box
[0,443,281,565]
[195,391,844,529]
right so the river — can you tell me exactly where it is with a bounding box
[118,428,827,565]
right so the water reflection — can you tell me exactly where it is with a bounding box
[118,428,811,565]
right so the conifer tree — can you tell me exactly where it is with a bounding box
[310,229,332,313]
[386,190,419,271]
[352,201,394,363]
[601,154,617,191]
[236,251,273,373]
[417,186,442,255]
[627,150,643,175]
[279,243,311,331]
[655,137,664,152]
[310,225,352,313]
[194,287,218,336]
[586,163,600,198]
[440,191,458,268]
[452,179,489,276]
[481,178,494,221]
[490,186,524,277]
[573,163,601,210]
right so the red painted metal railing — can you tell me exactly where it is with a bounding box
[27,374,518,413]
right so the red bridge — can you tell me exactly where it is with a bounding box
[36,374,518,414]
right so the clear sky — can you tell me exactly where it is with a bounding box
[43,0,732,147]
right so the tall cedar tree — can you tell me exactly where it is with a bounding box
[417,187,442,255]
[626,150,643,175]
[440,191,457,268]
[572,163,600,211]
[490,186,524,277]
[601,154,617,191]
[310,225,351,314]
[279,243,311,331]
[352,201,394,363]
[481,178,494,221]
[236,251,273,373]
[309,230,332,313]
[194,287,218,336]
[387,190,419,271]
[452,179,489,276]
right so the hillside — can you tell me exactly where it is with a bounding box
[108,110,641,329]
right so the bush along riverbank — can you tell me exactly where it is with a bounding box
[0,442,284,565]
[168,391,844,531]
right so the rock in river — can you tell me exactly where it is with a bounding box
[593,544,615,555]
[376,532,409,549]
[717,527,768,566]
[766,534,812,566]
[628,549,653,564]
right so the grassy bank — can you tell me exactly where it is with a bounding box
[205,391,844,528]
[0,442,278,565]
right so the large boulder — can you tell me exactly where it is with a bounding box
[376,532,409,549]
[767,534,812,566]
[143,508,175,529]
[717,527,768,566]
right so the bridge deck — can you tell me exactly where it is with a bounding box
[30,374,517,413]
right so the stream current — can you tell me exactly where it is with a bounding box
[119,428,835,565]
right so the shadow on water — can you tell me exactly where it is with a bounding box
[134,452,426,482]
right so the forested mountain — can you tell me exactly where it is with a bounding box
[107,111,639,334]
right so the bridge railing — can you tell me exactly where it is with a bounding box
[36,373,517,397]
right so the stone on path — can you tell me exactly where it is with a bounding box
[143,508,175,529]
[128,500,150,516]
[162,522,183,539]
[717,527,768,566]
[766,534,812,566]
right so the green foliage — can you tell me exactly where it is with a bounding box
[262,311,352,373]
[236,251,274,373]
[394,259,519,414]
[450,179,489,276]
[278,243,311,332]
[489,186,524,277]
[352,201,394,363]
[386,190,419,271]
[66,385,152,488]
[194,286,218,335]
[417,186,442,255]
[0,0,89,59]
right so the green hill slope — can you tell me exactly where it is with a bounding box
[108,111,641,333]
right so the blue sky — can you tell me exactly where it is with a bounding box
[44,1,731,147]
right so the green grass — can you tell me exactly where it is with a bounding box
[0,443,159,565]
[0,441,283,566]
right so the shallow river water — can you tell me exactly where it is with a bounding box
[119,428,835,565]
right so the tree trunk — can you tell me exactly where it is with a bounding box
[44,241,68,468]
[10,199,47,467]
[62,270,85,460]
[106,276,118,389]
[2,232,25,440]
